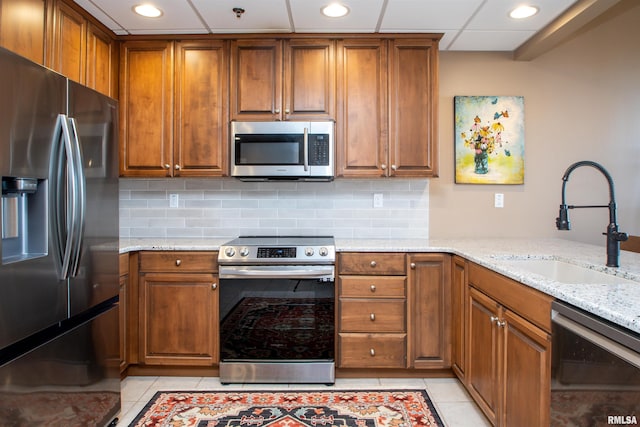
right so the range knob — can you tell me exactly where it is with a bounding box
[224,247,236,257]
[305,247,315,256]
[240,247,250,257]
[319,247,329,256]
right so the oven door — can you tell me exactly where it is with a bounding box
[551,302,640,426]
[218,264,335,383]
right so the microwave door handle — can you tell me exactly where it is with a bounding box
[303,127,309,172]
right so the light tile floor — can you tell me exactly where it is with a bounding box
[117,376,491,426]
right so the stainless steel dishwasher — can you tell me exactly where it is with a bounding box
[551,301,640,426]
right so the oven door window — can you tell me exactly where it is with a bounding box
[235,134,303,165]
[220,278,334,361]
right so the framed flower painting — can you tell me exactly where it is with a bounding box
[454,96,525,184]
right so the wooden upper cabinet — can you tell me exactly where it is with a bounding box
[230,38,335,121]
[284,39,335,120]
[49,0,86,84]
[174,40,228,176]
[86,23,116,98]
[119,41,174,177]
[388,39,438,177]
[230,39,282,120]
[0,0,46,64]
[336,39,387,177]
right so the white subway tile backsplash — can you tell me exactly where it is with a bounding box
[119,178,429,239]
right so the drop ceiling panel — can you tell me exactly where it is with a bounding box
[449,30,536,51]
[290,0,384,32]
[380,0,484,31]
[192,0,292,33]
[466,0,577,31]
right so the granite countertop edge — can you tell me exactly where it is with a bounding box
[119,237,640,335]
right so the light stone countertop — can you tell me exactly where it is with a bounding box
[119,237,640,335]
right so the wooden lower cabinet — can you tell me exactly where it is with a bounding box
[408,253,451,369]
[465,263,552,427]
[451,255,467,379]
[137,251,219,366]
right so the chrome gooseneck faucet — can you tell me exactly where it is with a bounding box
[556,160,628,267]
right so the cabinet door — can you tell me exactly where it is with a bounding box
[174,40,228,176]
[0,0,46,64]
[140,273,218,366]
[336,39,387,177]
[408,253,451,369]
[502,309,551,427]
[451,256,467,379]
[49,0,86,83]
[230,39,282,120]
[467,287,501,426]
[388,39,438,177]
[284,39,335,120]
[120,41,173,176]
[86,23,116,97]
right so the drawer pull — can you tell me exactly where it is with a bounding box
[370,313,376,321]
[370,261,377,267]
[175,259,182,266]
[370,348,376,356]
[490,316,499,324]
[370,284,376,292]
[212,283,218,290]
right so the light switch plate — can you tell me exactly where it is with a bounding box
[373,193,383,208]
[169,193,179,208]
[494,193,504,208]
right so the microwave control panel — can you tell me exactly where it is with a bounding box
[309,134,330,166]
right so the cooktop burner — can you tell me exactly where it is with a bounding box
[218,236,335,265]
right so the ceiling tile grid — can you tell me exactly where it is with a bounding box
[73,0,581,51]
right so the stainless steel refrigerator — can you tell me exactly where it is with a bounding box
[0,47,120,426]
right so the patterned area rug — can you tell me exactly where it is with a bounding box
[129,389,445,426]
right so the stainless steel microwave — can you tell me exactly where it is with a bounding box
[230,121,334,181]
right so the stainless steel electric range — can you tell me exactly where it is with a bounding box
[218,236,336,384]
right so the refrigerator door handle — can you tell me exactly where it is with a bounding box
[67,117,86,277]
[56,114,79,280]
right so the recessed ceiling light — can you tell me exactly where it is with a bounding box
[321,3,350,18]
[509,5,539,19]
[133,4,163,18]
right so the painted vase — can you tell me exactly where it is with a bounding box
[474,149,489,174]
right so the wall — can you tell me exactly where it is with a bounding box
[431,1,640,245]
[119,178,429,239]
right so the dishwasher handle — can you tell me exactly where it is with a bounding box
[552,310,640,369]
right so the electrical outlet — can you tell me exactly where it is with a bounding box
[169,193,179,208]
[494,193,504,208]
[373,193,384,208]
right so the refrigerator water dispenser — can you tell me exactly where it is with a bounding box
[1,177,47,264]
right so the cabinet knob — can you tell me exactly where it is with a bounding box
[490,316,499,324]
[212,283,218,290]
[164,164,170,169]
[370,284,376,292]
[370,313,376,321]
[391,164,397,171]
[174,164,181,170]
[370,260,377,267]
[175,259,182,266]
[410,262,416,269]
[370,348,376,357]
[285,108,290,114]
[381,164,387,170]
[497,320,506,328]
[274,108,281,114]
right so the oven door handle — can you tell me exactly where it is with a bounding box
[552,310,640,369]
[219,265,334,279]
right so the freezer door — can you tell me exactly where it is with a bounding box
[67,81,119,316]
[0,47,69,349]
[0,303,121,426]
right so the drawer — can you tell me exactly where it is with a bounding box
[340,300,405,332]
[339,333,406,368]
[339,276,406,298]
[339,252,406,275]
[139,251,218,273]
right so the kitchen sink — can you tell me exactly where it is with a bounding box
[502,259,638,285]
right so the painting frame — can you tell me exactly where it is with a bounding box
[454,95,525,184]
